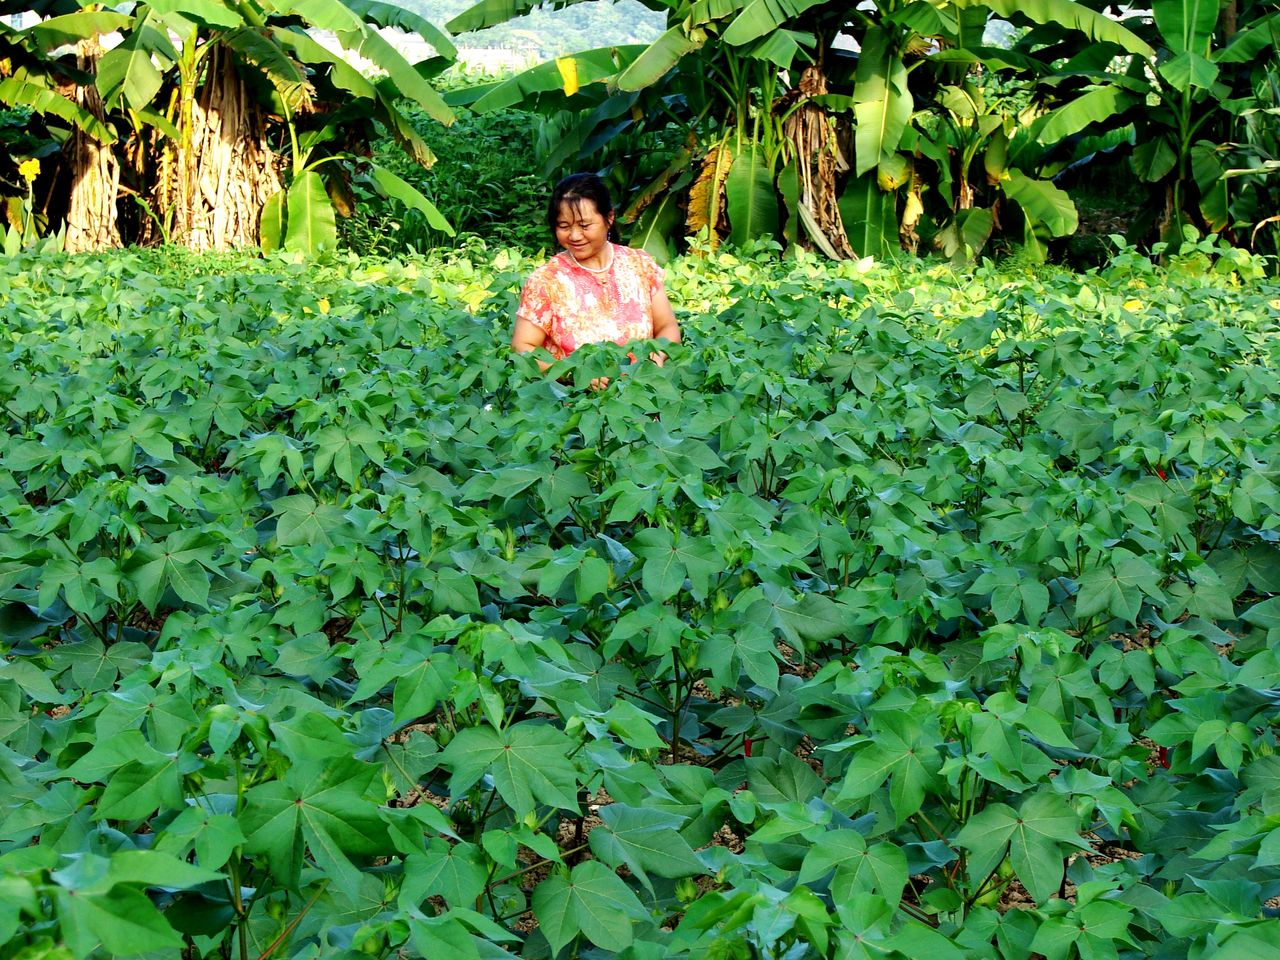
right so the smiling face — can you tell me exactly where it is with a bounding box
[554,198,614,267]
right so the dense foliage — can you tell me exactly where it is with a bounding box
[341,108,548,255]
[2,244,1279,959]
[1,0,457,254]
[449,0,1280,263]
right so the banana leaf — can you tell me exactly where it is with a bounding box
[1214,12,1280,63]
[346,0,456,60]
[26,11,131,51]
[725,142,779,246]
[0,75,117,142]
[1002,170,1077,237]
[721,0,827,47]
[985,0,1155,59]
[838,172,895,259]
[284,170,337,255]
[853,26,912,177]
[447,0,588,35]
[630,193,683,265]
[95,13,170,112]
[1034,86,1138,144]
[147,0,243,29]
[474,47,645,112]
[369,164,454,235]
[617,25,703,91]
[1153,0,1219,57]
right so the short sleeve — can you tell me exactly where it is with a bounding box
[639,250,665,299]
[516,269,553,334]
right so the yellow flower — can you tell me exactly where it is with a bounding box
[1122,298,1143,312]
[18,158,40,184]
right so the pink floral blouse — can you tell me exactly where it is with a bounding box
[516,244,665,360]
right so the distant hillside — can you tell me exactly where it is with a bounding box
[400,0,664,56]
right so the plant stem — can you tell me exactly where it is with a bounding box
[256,882,327,960]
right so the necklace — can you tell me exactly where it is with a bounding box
[567,244,614,274]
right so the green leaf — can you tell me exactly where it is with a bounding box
[241,755,389,891]
[725,142,779,245]
[838,172,895,258]
[1158,51,1219,90]
[106,850,223,889]
[747,751,824,806]
[836,715,941,824]
[589,805,703,891]
[799,829,868,882]
[471,46,644,111]
[984,0,1154,58]
[938,207,994,261]
[95,15,169,112]
[1242,596,1280,630]
[955,790,1088,903]
[260,188,285,254]
[346,0,457,59]
[1215,12,1280,62]
[0,77,118,143]
[1154,0,1219,56]
[441,722,581,816]
[722,0,827,46]
[1133,135,1179,182]
[284,170,338,255]
[831,841,908,909]
[778,591,852,645]
[601,700,666,750]
[1003,171,1078,237]
[853,27,912,176]
[393,654,453,725]
[401,839,488,908]
[27,12,133,52]
[631,528,720,602]
[1074,548,1163,624]
[148,0,244,28]
[446,0,565,34]
[531,860,644,954]
[1035,86,1137,145]
[630,192,684,265]
[368,164,455,236]
[97,757,184,821]
[409,915,482,960]
[55,885,183,957]
[617,26,704,91]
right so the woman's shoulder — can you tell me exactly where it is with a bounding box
[614,244,662,275]
[524,252,573,286]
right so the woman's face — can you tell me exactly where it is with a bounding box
[555,198,613,264]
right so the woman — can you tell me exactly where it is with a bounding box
[512,173,680,380]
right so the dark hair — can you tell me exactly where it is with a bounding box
[548,173,621,243]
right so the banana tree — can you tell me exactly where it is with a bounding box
[447,0,860,260]
[1029,0,1280,246]
[447,0,1156,261]
[1,0,458,253]
[891,79,1079,263]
